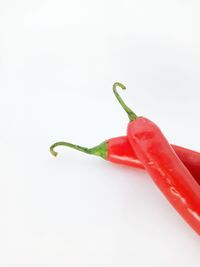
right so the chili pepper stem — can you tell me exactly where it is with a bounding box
[50,141,107,159]
[113,82,138,121]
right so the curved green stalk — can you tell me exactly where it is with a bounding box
[112,82,138,121]
[50,141,107,159]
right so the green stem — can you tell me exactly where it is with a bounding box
[112,82,138,121]
[50,141,107,159]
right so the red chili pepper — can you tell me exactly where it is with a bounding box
[50,138,200,186]
[113,82,200,235]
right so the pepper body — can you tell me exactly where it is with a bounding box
[127,117,200,235]
[107,136,144,169]
[107,136,200,185]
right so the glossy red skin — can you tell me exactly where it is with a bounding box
[107,137,200,186]
[127,117,200,235]
[107,136,144,169]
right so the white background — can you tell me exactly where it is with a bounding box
[1,0,200,266]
